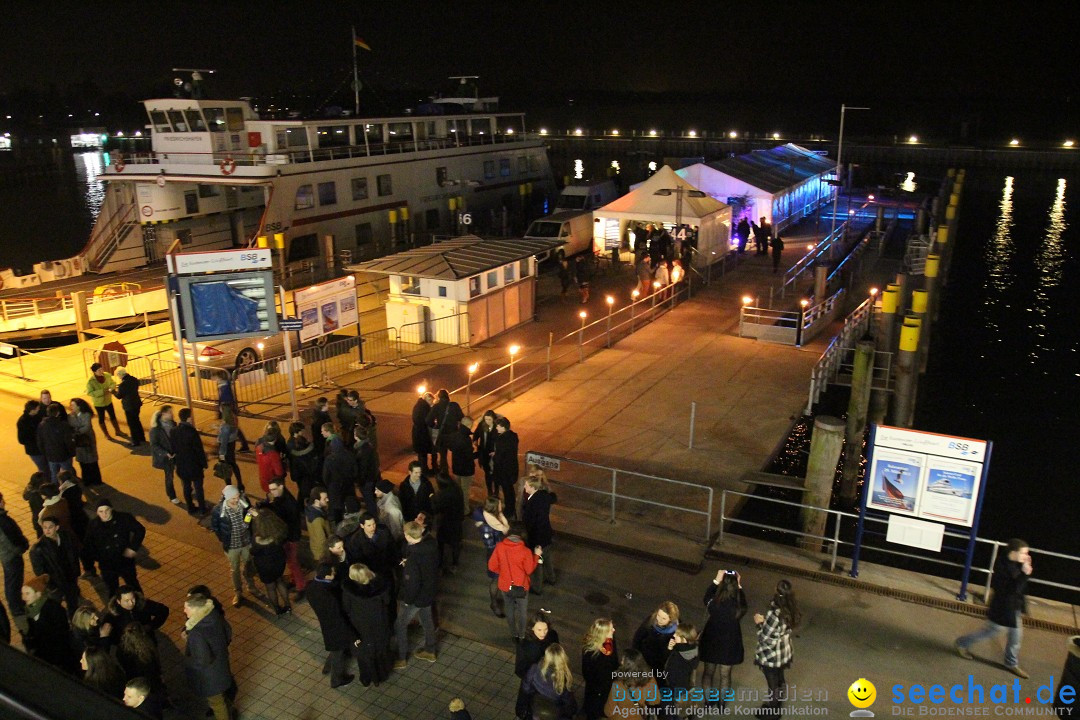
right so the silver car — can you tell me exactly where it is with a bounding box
[178,335,286,371]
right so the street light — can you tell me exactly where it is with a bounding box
[630,290,640,330]
[829,104,870,246]
[417,384,427,396]
[1009,138,1020,146]
[605,296,615,347]
[508,345,520,399]
[1065,140,1076,148]
[465,363,479,413]
[578,311,587,363]
[742,295,754,306]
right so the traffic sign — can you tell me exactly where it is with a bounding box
[279,317,304,332]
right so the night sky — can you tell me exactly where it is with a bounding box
[2,2,1078,139]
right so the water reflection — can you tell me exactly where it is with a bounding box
[1030,178,1067,361]
[77,151,106,220]
[985,176,1015,294]
[573,158,584,180]
[900,172,917,193]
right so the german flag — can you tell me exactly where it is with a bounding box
[354,38,371,51]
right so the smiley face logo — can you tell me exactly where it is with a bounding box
[848,678,877,709]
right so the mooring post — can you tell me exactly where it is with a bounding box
[800,415,846,552]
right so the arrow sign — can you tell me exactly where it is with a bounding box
[279,317,304,332]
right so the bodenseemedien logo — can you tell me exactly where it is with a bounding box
[849,678,877,717]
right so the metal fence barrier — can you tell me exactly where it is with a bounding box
[525,451,714,542]
[717,489,1080,606]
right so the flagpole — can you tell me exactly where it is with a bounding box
[351,26,360,116]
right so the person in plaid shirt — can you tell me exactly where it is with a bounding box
[753,580,801,714]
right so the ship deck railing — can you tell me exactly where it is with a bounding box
[114,132,540,170]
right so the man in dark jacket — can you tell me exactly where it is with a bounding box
[321,424,357,524]
[955,538,1032,678]
[447,416,477,507]
[29,516,82,615]
[353,429,379,516]
[393,521,439,668]
[83,499,145,597]
[36,403,75,481]
[344,513,399,580]
[522,476,556,591]
[492,418,520,519]
[306,562,358,688]
[425,389,463,474]
[17,400,47,475]
[431,473,465,574]
[412,392,436,474]
[172,408,208,516]
[113,367,146,447]
[750,216,771,255]
[182,593,236,720]
[336,389,357,449]
[0,492,29,616]
[311,397,332,457]
[736,217,751,255]
[398,462,434,524]
[267,479,306,596]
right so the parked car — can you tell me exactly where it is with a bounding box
[178,336,285,371]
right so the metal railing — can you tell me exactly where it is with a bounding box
[717,489,1080,606]
[738,287,845,347]
[779,220,849,298]
[1,289,147,323]
[805,296,886,412]
[525,451,714,542]
[451,282,687,412]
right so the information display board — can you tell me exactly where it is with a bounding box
[294,275,358,343]
[866,425,988,527]
[176,270,278,342]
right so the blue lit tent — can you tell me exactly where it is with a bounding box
[675,144,835,233]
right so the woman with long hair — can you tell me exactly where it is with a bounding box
[81,645,127,699]
[70,605,110,658]
[341,563,392,686]
[250,510,291,615]
[472,411,500,496]
[632,600,680,673]
[605,649,660,717]
[699,569,748,706]
[580,618,618,720]
[473,495,509,617]
[753,579,801,713]
[68,398,103,486]
[519,642,577,719]
[116,621,164,691]
[515,611,559,679]
[148,406,179,505]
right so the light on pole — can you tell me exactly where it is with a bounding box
[631,289,640,331]
[578,311,587,363]
[605,295,615,347]
[829,104,870,245]
[465,363,479,413]
[508,345,520,399]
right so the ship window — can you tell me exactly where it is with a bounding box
[197,184,220,198]
[351,177,369,201]
[167,110,189,132]
[184,191,199,214]
[295,184,314,210]
[500,159,511,177]
[400,275,421,295]
[425,208,440,230]
[354,223,373,246]
[388,122,413,142]
[184,110,207,132]
[287,233,319,262]
[203,107,226,131]
[435,167,448,186]
[377,174,392,197]
[317,126,348,148]
[318,181,337,206]
[469,277,481,298]
[483,160,495,179]
[226,108,245,132]
[504,264,516,283]
[518,156,527,175]
[149,111,172,133]
[285,128,308,148]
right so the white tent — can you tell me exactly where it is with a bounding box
[593,166,732,267]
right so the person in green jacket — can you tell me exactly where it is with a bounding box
[86,363,123,438]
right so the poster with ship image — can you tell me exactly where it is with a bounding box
[294,276,359,343]
[918,460,981,525]
[867,449,925,515]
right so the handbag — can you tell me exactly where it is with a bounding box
[213,461,232,481]
[508,584,527,599]
[429,405,451,447]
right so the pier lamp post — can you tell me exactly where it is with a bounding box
[578,311,587,363]
[465,363,479,414]
[829,104,870,245]
[508,345,520,399]
[605,295,615,347]
[631,289,640,331]
[652,281,661,308]
[796,298,810,347]
[417,384,426,396]
[868,286,879,326]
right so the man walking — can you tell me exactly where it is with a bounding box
[770,234,785,274]
[307,562,358,688]
[83,499,145,597]
[173,408,209,516]
[183,593,236,720]
[267,478,307,598]
[955,538,1033,678]
[393,521,439,668]
[113,367,146,447]
[210,486,255,608]
[487,520,541,642]
[0,493,30,617]
[29,516,82,615]
[86,362,123,439]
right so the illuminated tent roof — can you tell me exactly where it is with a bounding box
[595,165,729,223]
[347,235,561,280]
[700,143,834,195]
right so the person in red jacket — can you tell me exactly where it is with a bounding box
[255,435,286,495]
[488,521,543,643]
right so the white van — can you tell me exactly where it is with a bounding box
[524,210,597,261]
[555,180,619,212]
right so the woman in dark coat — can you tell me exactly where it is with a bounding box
[69,398,104,486]
[515,612,560,678]
[81,645,127,699]
[472,411,500,496]
[115,621,165,692]
[491,417,519,519]
[341,563,392,686]
[411,392,436,473]
[22,578,77,673]
[632,600,679,675]
[581,618,618,720]
[182,595,235,716]
[699,569,747,703]
[250,512,291,616]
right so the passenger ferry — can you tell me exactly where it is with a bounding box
[76,88,554,278]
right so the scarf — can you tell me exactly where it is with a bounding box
[655,622,678,636]
[184,601,214,631]
[26,595,46,620]
[601,638,615,656]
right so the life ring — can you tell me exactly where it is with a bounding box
[114,153,125,172]
[220,156,237,175]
